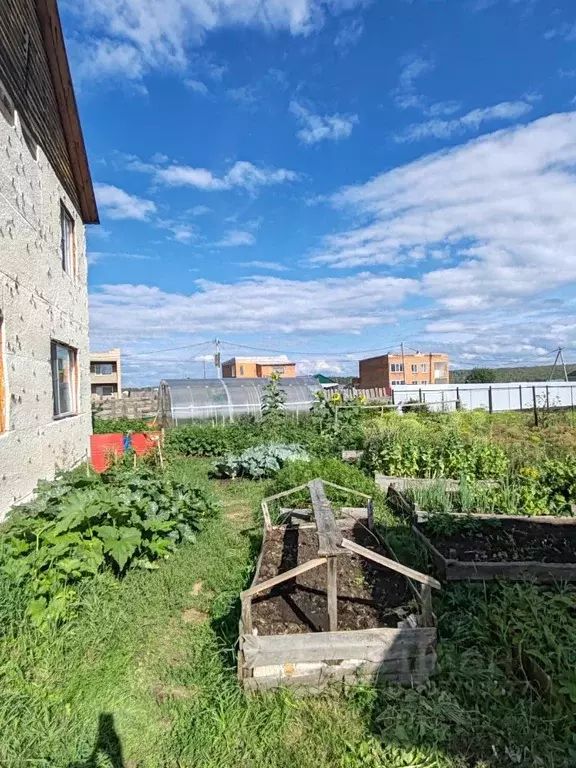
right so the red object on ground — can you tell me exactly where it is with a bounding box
[130,431,162,456]
[90,434,125,473]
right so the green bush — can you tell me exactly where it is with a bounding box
[362,430,509,480]
[212,444,309,480]
[0,464,219,627]
[164,420,357,459]
[92,417,152,434]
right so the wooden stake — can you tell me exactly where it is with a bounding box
[327,557,338,631]
[421,584,433,626]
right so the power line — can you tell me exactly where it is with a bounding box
[122,339,213,359]
[218,338,410,357]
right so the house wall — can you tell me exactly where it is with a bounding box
[256,363,296,378]
[359,353,450,389]
[90,347,122,397]
[0,95,91,520]
[0,0,81,213]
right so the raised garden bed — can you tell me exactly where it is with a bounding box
[238,479,440,693]
[386,482,576,583]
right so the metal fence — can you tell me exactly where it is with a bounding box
[391,381,576,418]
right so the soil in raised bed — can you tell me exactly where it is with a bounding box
[251,524,416,636]
[419,518,576,563]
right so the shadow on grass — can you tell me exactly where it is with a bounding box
[68,713,124,768]
[210,527,263,673]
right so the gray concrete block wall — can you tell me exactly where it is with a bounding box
[0,106,91,520]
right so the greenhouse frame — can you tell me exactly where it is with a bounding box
[159,377,322,424]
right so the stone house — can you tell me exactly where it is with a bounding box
[0,0,98,518]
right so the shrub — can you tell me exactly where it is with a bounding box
[212,444,309,480]
[0,465,219,627]
[92,417,152,434]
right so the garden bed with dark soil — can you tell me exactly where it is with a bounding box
[251,524,415,635]
[415,516,576,582]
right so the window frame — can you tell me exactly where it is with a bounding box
[60,202,76,276]
[90,362,115,375]
[390,362,404,373]
[272,365,285,374]
[51,341,77,419]
[411,364,418,373]
[420,364,428,372]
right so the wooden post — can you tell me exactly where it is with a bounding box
[533,386,538,427]
[419,388,422,403]
[367,498,374,530]
[421,584,432,626]
[327,557,338,631]
[519,385,523,411]
[241,595,253,634]
[546,385,550,410]
[455,386,460,410]
[488,386,493,414]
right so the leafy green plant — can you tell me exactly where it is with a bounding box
[92,417,152,434]
[0,465,219,627]
[261,372,287,437]
[212,444,308,480]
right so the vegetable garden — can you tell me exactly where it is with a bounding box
[1,398,576,766]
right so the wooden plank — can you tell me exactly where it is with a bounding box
[241,596,253,635]
[323,480,372,500]
[417,510,576,524]
[308,480,343,556]
[241,557,327,599]
[340,538,441,589]
[241,627,436,667]
[444,560,576,583]
[327,557,338,631]
[261,501,272,530]
[243,653,436,691]
[420,585,433,627]
[265,484,309,503]
[412,525,448,580]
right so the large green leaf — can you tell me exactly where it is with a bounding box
[101,527,141,570]
[52,491,103,535]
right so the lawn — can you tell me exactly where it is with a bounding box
[1,456,574,768]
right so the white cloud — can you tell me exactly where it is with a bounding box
[189,205,211,216]
[69,0,362,82]
[90,273,417,340]
[396,100,533,142]
[391,54,434,110]
[312,113,576,315]
[88,251,158,264]
[94,183,157,220]
[239,260,289,272]
[544,22,576,41]
[334,17,364,50]
[216,230,256,247]
[156,160,299,190]
[71,38,146,86]
[290,101,358,144]
[185,79,209,95]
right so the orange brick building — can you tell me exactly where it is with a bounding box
[359,352,449,389]
[221,357,297,379]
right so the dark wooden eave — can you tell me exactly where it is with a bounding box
[34,0,99,224]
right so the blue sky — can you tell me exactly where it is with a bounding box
[61,0,576,385]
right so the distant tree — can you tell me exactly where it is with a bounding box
[465,367,495,384]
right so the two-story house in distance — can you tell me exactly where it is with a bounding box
[0,0,98,518]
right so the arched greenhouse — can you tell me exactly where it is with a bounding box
[159,377,322,424]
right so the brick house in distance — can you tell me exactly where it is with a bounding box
[0,0,98,518]
[222,357,297,379]
[359,352,449,390]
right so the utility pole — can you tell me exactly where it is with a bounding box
[549,347,569,382]
[203,359,207,379]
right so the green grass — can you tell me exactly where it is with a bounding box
[1,458,575,767]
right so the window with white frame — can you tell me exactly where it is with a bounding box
[60,203,75,274]
[51,342,77,417]
[273,365,285,374]
[421,364,428,372]
[390,362,404,372]
[411,364,418,373]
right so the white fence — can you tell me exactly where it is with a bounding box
[391,381,576,413]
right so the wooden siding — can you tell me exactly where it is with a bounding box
[0,0,91,219]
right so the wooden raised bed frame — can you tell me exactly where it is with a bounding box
[238,479,440,693]
[387,485,576,584]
